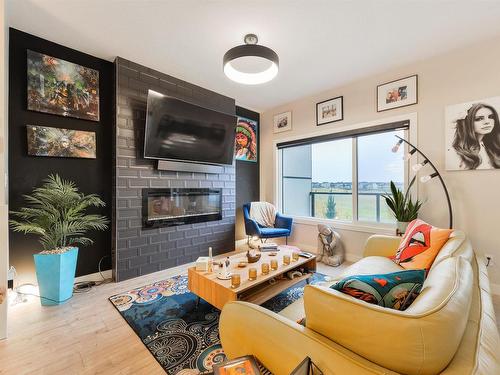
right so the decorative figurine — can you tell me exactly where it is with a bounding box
[317,224,344,266]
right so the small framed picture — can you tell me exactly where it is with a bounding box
[273,111,292,133]
[316,96,343,125]
[212,355,261,375]
[377,75,418,112]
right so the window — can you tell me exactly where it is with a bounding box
[357,130,405,223]
[282,145,311,216]
[278,123,408,225]
[311,139,352,220]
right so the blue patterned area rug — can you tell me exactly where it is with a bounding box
[109,273,327,374]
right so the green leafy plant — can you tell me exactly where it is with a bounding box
[382,177,423,222]
[325,195,337,219]
[9,174,109,252]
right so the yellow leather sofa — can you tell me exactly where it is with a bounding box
[219,231,500,374]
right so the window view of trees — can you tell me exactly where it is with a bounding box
[325,195,337,219]
[281,129,406,224]
[357,130,405,223]
[311,138,352,220]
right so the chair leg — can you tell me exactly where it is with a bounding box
[286,236,288,245]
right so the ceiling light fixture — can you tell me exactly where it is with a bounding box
[223,34,279,85]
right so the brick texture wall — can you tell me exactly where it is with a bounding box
[114,57,236,281]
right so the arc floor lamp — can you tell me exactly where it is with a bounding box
[392,135,453,229]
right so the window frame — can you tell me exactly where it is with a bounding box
[274,114,418,234]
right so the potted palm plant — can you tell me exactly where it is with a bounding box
[9,174,108,306]
[382,177,423,234]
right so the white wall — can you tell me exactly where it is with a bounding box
[0,0,8,339]
[260,35,500,287]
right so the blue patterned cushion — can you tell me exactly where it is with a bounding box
[330,270,425,311]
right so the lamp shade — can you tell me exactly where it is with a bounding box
[223,35,279,85]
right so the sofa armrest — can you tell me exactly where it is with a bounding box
[275,212,293,231]
[245,217,261,236]
[304,257,473,375]
[362,234,401,258]
[219,301,397,375]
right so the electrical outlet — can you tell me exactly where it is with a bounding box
[7,266,16,281]
[7,266,16,289]
[485,254,494,267]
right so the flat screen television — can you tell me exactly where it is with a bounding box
[144,90,236,165]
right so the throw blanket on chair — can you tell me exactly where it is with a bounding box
[250,202,277,228]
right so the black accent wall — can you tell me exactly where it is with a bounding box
[235,106,260,240]
[8,28,260,282]
[8,29,113,278]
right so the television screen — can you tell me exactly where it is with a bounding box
[144,90,236,165]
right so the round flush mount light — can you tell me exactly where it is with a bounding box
[223,34,279,85]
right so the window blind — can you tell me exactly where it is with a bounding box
[276,120,409,149]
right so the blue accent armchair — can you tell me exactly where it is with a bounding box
[242,203,293,244]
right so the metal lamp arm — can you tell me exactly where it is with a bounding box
[395,135,453,229]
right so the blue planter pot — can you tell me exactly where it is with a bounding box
[33,247,78,306]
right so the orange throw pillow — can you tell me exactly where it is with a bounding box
[392,219,452,272]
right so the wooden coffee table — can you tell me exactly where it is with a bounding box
[188,246,316,310]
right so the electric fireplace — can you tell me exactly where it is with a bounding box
[142,188,222,228]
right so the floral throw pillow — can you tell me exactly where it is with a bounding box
[392,219,452,272]
[330,269,425,311]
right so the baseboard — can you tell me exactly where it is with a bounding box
[235,238,247,249]
[490,282,500,296]
[345,253,362,263]
[74,269,112,283]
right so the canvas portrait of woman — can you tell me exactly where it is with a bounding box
[445,96,500,171]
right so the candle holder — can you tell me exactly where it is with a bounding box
[270,259,278,271]
[231,274,241,288]
[261,263,270,275]
[292,252,300,262]
[248,267,257,281]
[283,254,290,265]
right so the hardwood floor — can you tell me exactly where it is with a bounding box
[0,254,498,375]
[0,263,182,375]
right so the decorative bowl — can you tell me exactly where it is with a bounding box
[246,250,262,263]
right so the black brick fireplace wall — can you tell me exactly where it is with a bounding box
[114,57,236,281]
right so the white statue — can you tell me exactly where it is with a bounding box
[317,224,344,266]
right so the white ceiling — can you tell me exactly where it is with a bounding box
[7,0,500,112]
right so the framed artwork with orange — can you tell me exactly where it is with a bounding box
[212,355,261,375]
[235,116,258,163]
